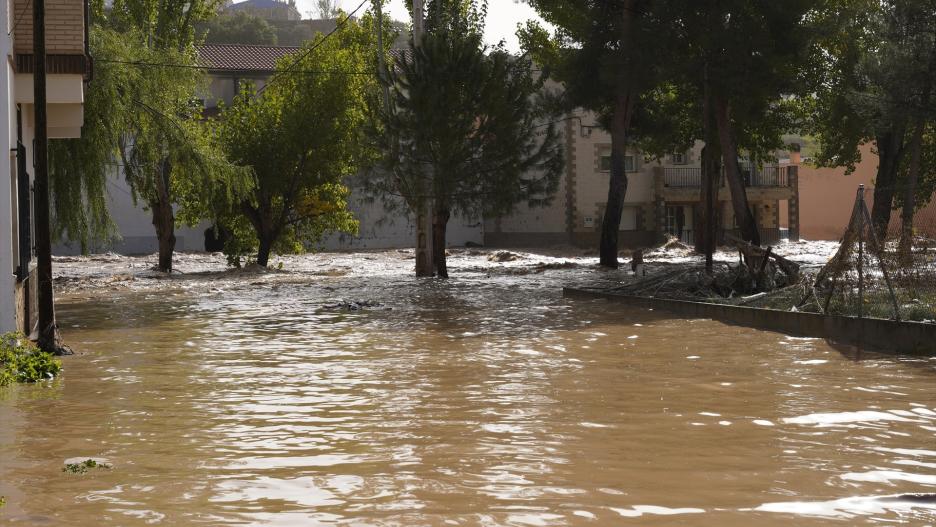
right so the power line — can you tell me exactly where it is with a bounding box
[96,58,380,75]
[8,0,32,36]
[256,0,370,95]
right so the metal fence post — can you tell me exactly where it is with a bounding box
[857,185,864,320]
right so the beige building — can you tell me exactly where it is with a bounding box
[1,0,90,333]
[486,111,800,249]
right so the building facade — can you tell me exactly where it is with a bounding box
[486,110,801,249]
[0,0,89,333]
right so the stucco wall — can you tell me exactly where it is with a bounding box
[798,144,877,240]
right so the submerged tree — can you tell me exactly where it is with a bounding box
[807,0,936,244]
[366,0,563,277]
[51,0,251,272]
[213,18,375,267]
[522,0,658,268]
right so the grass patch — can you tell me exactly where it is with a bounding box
[0,333,62,386]
[62,459,111,474]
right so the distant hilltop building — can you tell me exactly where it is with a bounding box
[223,0,301,21]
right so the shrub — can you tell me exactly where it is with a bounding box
[0,332,62,386]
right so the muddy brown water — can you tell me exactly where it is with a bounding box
[1,252,935,526]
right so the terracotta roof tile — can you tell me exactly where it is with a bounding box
[197,44,301,73]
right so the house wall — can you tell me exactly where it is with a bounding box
[322,194,482,251]
[12,0,85,54]
[798,144,877,240]
[203,74,269,111]
[53,173,209,255]
[0,0,15,333]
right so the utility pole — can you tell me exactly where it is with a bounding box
[32,0,66,353]
[375,0,391,113]
[412,0,434,276]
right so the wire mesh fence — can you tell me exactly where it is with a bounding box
[804,184,936,322]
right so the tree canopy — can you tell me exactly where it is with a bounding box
[366,0,563,277]
[213,16,380,267]
[50,0,251,269]
[201,12,279,45]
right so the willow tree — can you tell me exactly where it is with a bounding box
[213,18,375,267]
[366,0,563,277]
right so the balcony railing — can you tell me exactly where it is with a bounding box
[663,165,791,188]
[663,168,701,187]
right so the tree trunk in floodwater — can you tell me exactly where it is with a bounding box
[871,128,906,243]
[599,96,634,268]
[598,0,639,269]
[713,96,760,246]
[242,202,277,267]
[432,205,450,278]
[256,234,273,268]
[899,115,926,264]
[151,160,176,273]
[696,69,721,272]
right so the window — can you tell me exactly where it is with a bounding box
[619,206,637,230]
[600,153,637,172]
[624,155,636,172]
[672,152,687,165]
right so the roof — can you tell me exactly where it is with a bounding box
[197,44,300,73]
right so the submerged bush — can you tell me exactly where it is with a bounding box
[62,459,111,474]
[0,332,62,386]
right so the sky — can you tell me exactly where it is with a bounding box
[291,0,550,52]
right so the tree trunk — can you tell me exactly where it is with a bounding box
[411,0,434,277]
[256,234,273,267]
[32,0,68,354]
[598,0,639,268]
[713,95,760,246]
[241,202,276,267]
[898,116,926,263]
[870,128,906,242]
[697,67,721,272]
[151,159,176,272]
[432,204,450,278]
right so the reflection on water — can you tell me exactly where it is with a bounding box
[1,256,935,526]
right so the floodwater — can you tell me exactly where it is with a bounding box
[1,248,935,526]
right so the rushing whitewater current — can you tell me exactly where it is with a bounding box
[1,247,934,526]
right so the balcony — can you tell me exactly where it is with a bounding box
[663,165,792,188]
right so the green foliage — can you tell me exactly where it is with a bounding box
[201,12,278,45]
[214,16,377,265]
[62,459,112,474]
[0,333,63,386]
[805,0,936,171]
[366,0,563,220]
[52,0,252,260]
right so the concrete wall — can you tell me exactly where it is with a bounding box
[565,288,936,357]
[54,173,208,255]
[321,194,482,251]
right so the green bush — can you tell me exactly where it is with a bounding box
[0,332,62,386]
